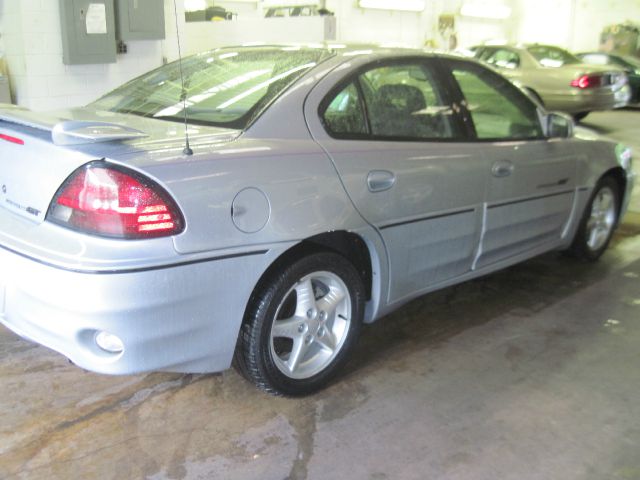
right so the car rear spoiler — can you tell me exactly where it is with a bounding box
[0,104,147,146]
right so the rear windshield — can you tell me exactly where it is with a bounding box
[527,46,581,67]
[91,47,332,129]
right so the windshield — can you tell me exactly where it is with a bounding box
[91,46,333,129]
[527,45,581,67]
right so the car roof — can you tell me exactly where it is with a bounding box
[202,42,465,60]
[473,43,570,51]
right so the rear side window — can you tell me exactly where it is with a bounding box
[527,45,580,67]
[360,64,456,139]
[485,49,520,69]
[323,82,367,136]
[321,60,459,141]
[449,61,543,140]
[579,53,609,65]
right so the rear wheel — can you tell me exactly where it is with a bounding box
[235,252,364,396]
[573,112,589,122]
[570,176,619,261]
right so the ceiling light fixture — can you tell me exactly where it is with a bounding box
[460,3,511,20]
[262,0,310,5]
[183,0,206,12]
[359,0,426,12]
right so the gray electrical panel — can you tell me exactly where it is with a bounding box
[115,0,165,41]
[60,0,117,65]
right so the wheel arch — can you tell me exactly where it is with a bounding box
[602,166,627,222]
[250,231,374,307]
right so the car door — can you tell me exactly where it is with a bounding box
[305,57,488,304]
[442,58,578,268]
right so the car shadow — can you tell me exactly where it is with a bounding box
[340,228,636,382]
[578,121,616,135]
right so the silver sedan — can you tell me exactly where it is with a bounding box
[0,45,635,395]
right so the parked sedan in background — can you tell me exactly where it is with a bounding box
[577,51,640,106]
[471,44,631,120]
[0,45,635,396]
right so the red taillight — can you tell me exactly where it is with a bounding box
[47,163,184,239]
[570,74,603,89]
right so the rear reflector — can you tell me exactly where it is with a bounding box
[0,133,24,145]
[47,162,184,239]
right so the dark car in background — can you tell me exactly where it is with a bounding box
[577,52,640,106]
[471,44,631,120]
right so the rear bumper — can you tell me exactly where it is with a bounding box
[628,77,640,105]
[544,85,631,113]
[0,244,279,374]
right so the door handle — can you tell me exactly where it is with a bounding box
[367,170,396,192]
[491,160,514,178]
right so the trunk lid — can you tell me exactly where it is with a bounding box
[0,115,93,225]
[0,105,240,224]
[561,63,627,89]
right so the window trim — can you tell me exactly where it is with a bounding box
[319,80,371,139]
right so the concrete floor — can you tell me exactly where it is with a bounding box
[1,110,639,480]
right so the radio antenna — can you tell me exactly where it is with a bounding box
[173,0,193,155]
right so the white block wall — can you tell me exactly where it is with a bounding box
[185,16,336,54]
[0,0,172,111]
[504,0,640,51]
[326,1,430,48]
[1,0,639,111]
[570,0,640,51]
[513,0,576,48]
[185,1,431,52]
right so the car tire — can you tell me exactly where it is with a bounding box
[234,252,365,396]
[569,176,619,261]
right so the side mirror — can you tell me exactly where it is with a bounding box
[546,112,574,138]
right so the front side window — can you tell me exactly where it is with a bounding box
[450,62,543,140]
[91,47,332,129]
[475,48,495,61]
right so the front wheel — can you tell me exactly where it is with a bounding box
[234,252,365,396]
[570,176,619,261]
